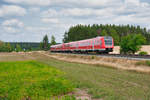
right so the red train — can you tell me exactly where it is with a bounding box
[50,36,114,54]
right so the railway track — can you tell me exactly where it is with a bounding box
[52,52,150,60]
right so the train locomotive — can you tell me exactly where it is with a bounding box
[50,36,114,54]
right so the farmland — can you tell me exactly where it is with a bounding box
[0,52,150,100]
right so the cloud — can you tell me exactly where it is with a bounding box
[1,0,150,42]
[2,19,24,27]
[0,5,26,17]
[41,8,114,19]
[4,0,51,6]
[3,27,19,33]
[2,19,24,33]
[41,18,59,24]
[28,7,40,13]
[25,26,52,32]
[3,0,121,7]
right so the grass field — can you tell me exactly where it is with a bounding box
[1,52,150,100]
[0,61,74,100]
[32,53,150,100]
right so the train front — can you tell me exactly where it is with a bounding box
[103,36,114,52]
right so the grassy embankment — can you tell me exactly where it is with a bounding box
[33,53,150,100]
[0,61,74,100]
[136,61,150,67]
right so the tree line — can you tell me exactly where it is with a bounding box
[63,24,150,45]
[0,35,57,52]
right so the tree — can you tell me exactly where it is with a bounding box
[16,44,22,52]
[101,29,108,36]
[50,35,56,46]
[120,34,146,54]
[40,35,49,51]
[110,29,120,45]
[0,41,13,52]
[6,43,12,52]
[0,41,5,52]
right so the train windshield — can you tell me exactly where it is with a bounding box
[104,36,113,46]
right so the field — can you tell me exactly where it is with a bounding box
[0,61,74,100]
[1,52,150,100]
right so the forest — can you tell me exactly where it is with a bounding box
[9,42,41,51]
[63,24,150,45]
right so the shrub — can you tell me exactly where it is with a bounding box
[139,51,148,55]
[146,61,150,66]
[91,56,95,59]
[120,34,146,54]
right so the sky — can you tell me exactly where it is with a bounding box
[0,0,150,43]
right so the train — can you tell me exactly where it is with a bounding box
[50,36,114,54]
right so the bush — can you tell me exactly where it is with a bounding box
[139,51,148,55]
[120,34,146,54]
[146,61,150,66]
[91,56,95,59]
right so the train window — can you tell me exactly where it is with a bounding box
[79,41,91,47]
[94,40,101,45]
[100,40,102,45]
[104,37,112,46]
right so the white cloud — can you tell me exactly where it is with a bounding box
[1,0,150,42]
[28,7,40,13]
[2,19,24,27]
[41,9,58,18]
[3,0,121,7]
[25,26,52,32]
[41,18,59,23]
[3,27,19,33]
[4,0,52,6]
[40,0,150,20]
[0,5,26,17]
[41,8,114,18]
[2,19,24,33]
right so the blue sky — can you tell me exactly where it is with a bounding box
[0,0,150,43]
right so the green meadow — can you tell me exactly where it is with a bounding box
[0,61,74,100]
[1,52,150,100]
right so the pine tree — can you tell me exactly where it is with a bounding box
[41,35,49,51]
[6,43,12,52]
[50,35,56,46]
[110,29,120,45]
[101,29,108,36]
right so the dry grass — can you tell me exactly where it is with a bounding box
[1,51,149,73]
[0,52,35,61]
[41,52,150,73]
